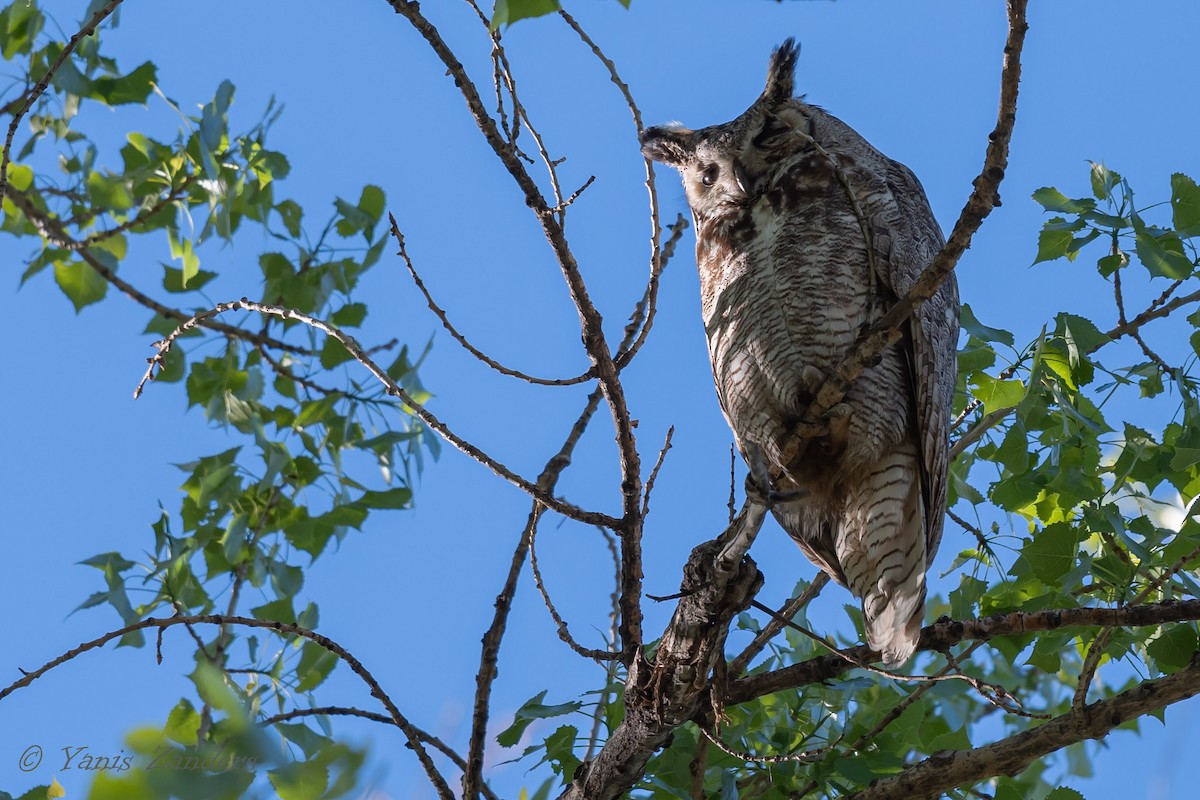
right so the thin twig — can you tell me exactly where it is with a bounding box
[641,426,675,518]
[558,9,666,373]
[529,522,622,661]
[728,598,1200,706]
[948,508,990,551]
[728,573,830,677]
[698,723,830,764]
[745,599,1039,716]
[1131,540,1200,605]
[389,215,593,386]
[842,654,1200,800]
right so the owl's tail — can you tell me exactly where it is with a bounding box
[838,443,928,667]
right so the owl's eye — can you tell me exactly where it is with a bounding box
[700,164,720,187]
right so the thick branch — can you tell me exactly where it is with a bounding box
[560,500,768,800]
[728,599,1200,705]
[845,654,1200,800]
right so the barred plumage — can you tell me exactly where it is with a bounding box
[641,40,959,665]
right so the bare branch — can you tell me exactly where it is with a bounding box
[387,1,645,659]
[0,614,455,800]
[260,705,501,800]
[529,521,622,662]
[950,404,1016,461]
[389,214,594,386]
[1103,287,1200,343]
[641,426,675,518]
[558,9,666,373]
[560,500,768,800]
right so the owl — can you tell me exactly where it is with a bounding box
[641,40,959,666]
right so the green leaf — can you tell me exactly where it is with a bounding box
[54,260,107,311]
[162,264,217,293]
[492,0,561,28]
[319,336,354,369]
[960,303,1014,346]
[168,229,201,286]
[1034,218,1081,264]
[1056,313,1109,361]
[969,373,1025,410]
[163,699,202,745]
[1171,173,1200,235]
[332,302,367,327]
[4,162,33,191]
[1019,522,1079,584]
[496,690,582,748]
[1032,187,1095,214]
[540,724,582,780]
[1147,624,1198,673]
[357,487,413,510]
[1133,223,1193,279]
[251,596,296,624]
[275,199,303,237]
[269,760,329,800]
[358,184,385,224]
[1096,252,1127,278]
[1089,161,1120,201]
[296,640,338,692]
[1046,788,1086,800]
[92,61,157,105]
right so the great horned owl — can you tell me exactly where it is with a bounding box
[641,40,959,665]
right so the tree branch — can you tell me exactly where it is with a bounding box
[387,1,645,662]
[560,500,768,800]
[728,599,1200,705]
[0,614,455,800]
[844,654,1200,800]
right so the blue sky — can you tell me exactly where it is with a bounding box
[2,1,1198,799]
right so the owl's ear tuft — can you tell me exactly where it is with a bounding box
[640,125,695,168]
[764,38,799,105]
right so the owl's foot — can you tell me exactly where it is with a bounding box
[744,442,806,508]
[818,402,852,457]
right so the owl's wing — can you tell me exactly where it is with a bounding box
[875,159,960,563]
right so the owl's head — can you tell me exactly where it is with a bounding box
[640,39,805,222]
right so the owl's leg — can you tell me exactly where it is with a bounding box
[836,441,927,666]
